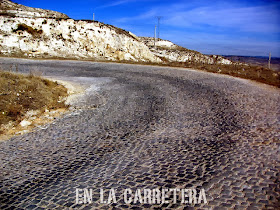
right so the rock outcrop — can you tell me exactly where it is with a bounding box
[0,0,69,19]
[140,37,232,65]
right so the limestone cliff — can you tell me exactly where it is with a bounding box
[0,16,160,62]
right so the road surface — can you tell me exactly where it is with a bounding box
[0,58,279,209]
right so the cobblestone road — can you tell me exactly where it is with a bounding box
[0,58,279,209]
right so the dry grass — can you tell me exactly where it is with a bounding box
[171,61,280,87]
[0,70,68,134]
[112,59,280,87]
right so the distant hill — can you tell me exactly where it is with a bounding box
[223,55,280,71]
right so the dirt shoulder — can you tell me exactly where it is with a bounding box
[0,71,82,140]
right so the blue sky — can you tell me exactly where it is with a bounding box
[15,0,280,57]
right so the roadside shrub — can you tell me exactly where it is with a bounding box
[0,12,16,17]
[13,23,43,38]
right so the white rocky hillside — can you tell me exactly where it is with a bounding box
[140,37,232,65]
[0,0,160,62]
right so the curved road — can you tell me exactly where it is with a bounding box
[0,58,279,209]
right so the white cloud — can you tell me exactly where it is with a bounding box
[115,1,280,33]
[96,0,135,9]
[164,4,280,33]
[116,10,157,23]
[96,0,153,9]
